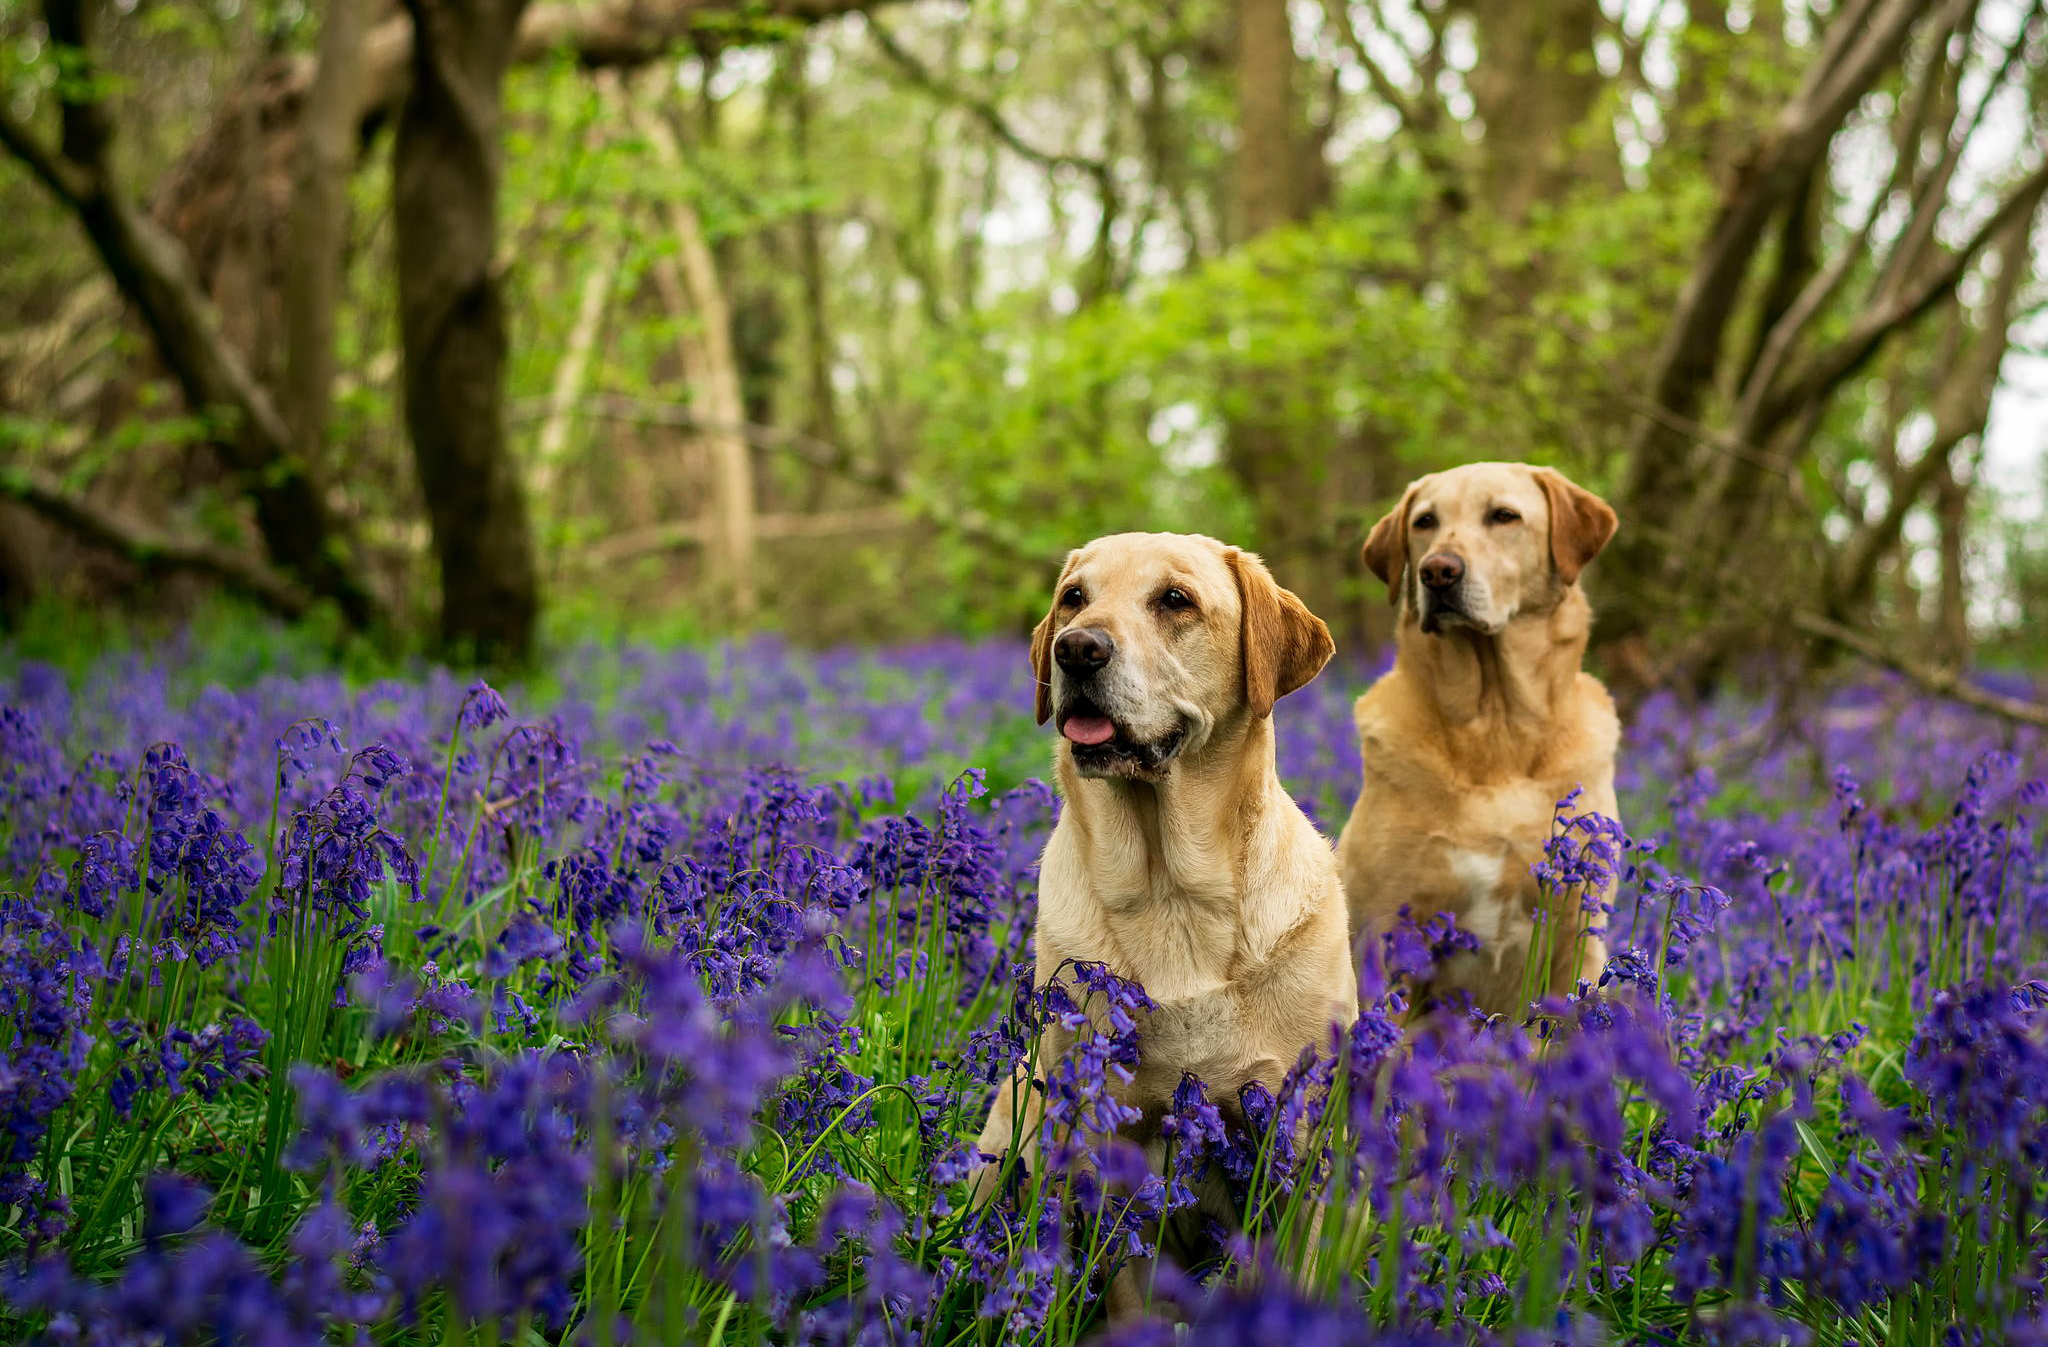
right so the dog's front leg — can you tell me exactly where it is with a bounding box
[1092,1128,1177,1325]
[968,1065,1044,1206]
[968,1017,1075,1205]
[1227,1054,1336,1289]
[1101,1253,1157,1322]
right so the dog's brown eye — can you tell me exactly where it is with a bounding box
[1413,512,1437,531]
[1158,587,1194,611]
[1060,586,1086,608]
[1489,508,1521,525]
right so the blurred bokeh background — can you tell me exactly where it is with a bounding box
[1,0,2043,696]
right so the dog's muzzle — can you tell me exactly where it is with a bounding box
[1418,552,1471,634]
[1054,625,1114,677]
[1051,627,1188,779]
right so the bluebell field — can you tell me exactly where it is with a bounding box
[0,637,2044,1345]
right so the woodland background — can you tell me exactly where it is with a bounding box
[1,0,2046,697]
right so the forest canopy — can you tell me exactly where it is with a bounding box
[1,0,2044,689]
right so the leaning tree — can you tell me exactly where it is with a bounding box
[0,0,894,662]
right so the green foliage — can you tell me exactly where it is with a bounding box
[0,0,2038,656]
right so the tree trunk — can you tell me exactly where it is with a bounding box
[1933,456,1970,666]
[1225,0,1345,620]
[531,254,619,506]
[1232,0,1301,242]
[1597,0,1938,673]
[1464,0,1606,223]
[94,0,887,641]
[632,97,759,623]
[0,504,37,627]
[283,0,370,478]
[393,0,539,663]
[784,40,840,459]
[1827,205,2029,622]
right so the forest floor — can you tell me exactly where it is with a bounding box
[1,620,2044,1344]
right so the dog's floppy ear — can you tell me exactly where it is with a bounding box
[1030,609,1056,726]
[1534,468,1618,586]
[1228,548,1336,718]
[1029,552,1078,725]
[1362,486,1415,607]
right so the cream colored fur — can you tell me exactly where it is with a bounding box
[1338,463,1621,1016]
[972,533,1356,1311]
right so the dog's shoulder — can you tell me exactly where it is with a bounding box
[1234,784,1344,961]
[1565,670,1622,760]
[1351,667,1416,738]
[1032,822,1109,957]
[1351,668,1454,781]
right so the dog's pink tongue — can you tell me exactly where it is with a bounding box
[1061,716,1116,746]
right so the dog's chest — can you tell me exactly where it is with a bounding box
[1129,986,1262,1090]
[1048,831,1241,992]
[1048,883,1260,1077]
[1357,771,1568,911]
[1080,884,1240,1003]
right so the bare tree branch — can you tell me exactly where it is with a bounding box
[0,103,91,204]
[1320,0,1423,126]
[1619,0,1941,504]
[866,14,1126,304]
[866,18,1107,176]
[512,392,1045,561]
[584,507,907,565]
[3,3,381,627]
[1317,0,1462,199]
[516,0,892,67]
[1730,161,1906,434]
[511,392,881,485]
[1794,611,2048,728]
[1553,321,1797,480]
[1828,203,2034,615]
[0,469,314,617]
[343,0,904,120]
[1733,161,1822,394]
[1749,156,2048,437]
[1871,0,2038,305]
[1713,0,2011,444]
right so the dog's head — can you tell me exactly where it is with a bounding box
[1029,533,1334,781]
[1361,462,1617,636]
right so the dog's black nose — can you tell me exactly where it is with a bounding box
[1054,626,1114,673]
[1419,553,1465,591]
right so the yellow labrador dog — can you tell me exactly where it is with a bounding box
[1337,463,1620,1017]
[973,532,1355,1301]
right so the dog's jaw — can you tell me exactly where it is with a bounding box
[1418,580,1511,637]
[1057,693,1189,781]
[1419,607,1512,639]
[1418,601,1465,636]
[1069,725,1187,781]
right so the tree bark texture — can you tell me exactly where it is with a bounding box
[1464,0,1606,223]
[1226,0,1348,624]
[393,0,540,663]
[631,95,759,622]
[1598,0,1947,665]
[0,0,379,629]
[283,0,371,478]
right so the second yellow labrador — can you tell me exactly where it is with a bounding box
[1338,462,1621,1017]
[973,532,1355,1306]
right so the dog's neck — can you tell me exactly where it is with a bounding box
[1055,712,1274,945]
[1397,586,1592,738]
